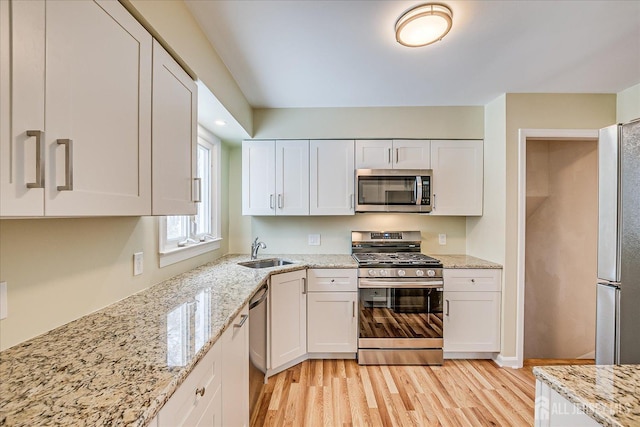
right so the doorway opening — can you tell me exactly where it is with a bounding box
[516,129,599,367]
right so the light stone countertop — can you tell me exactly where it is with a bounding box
[533,364,640,427]
[0,254,356,427]
[0,252,500,426]
[432,254,503,269]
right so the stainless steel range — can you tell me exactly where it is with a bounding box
[352,231,444,365]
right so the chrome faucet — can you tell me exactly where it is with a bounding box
[251,237,267,260]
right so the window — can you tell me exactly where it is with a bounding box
[159,126,222,267]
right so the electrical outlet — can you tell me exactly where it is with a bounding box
[308,234,321,246]
[0,282,7,320]
[133,252,144,276]
[438,234,447,245]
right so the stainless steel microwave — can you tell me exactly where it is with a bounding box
[355,169,432,213]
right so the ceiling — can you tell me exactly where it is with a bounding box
[185,0,639,110]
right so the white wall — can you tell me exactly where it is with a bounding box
[0,145,231,350]
[466,95,506,265]
[617,83,640,123]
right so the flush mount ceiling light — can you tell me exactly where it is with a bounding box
[395,3,453,47]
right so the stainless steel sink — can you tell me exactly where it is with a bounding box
[237,258,294,269]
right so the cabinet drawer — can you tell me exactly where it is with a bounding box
[307,269,357,292]
[158,340,222,427]
[443,269,501,292]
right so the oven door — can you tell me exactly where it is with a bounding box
[358,279,443,365]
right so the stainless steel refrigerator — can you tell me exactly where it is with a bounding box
[596,119,640,365]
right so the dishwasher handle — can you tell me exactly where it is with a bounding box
[249,284,269,310]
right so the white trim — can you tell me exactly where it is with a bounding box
[493,354,521,369]
[159,238,222,268]
[516,129,598,369]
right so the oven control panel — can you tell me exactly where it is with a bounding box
[359,268,442,279]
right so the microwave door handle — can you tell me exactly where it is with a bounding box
[416,176,422,205]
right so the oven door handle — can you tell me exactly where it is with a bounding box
[358,279,443,288]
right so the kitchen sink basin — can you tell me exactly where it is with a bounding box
[237,258,294,269]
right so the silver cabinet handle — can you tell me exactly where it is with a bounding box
[350,194,354,209]
[395,148,399,164]
[277,194,283,209]
[302,277,307,295]
[234,314,248,328]
[445,299,450,316]
[387,148,391,164]
[57,139,73,191]
[270,194,275,209]
[433,193,436,210]
[195,387,206,397]
[471,278,476,284]
[352,301,356,318]
[26,130,45,189]
[193,178,202,203]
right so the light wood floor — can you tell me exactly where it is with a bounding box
[251,359,538,427]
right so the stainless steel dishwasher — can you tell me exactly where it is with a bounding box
[249,283,268,419]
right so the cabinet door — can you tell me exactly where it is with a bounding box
[44,0,152,216]
[430,140,483,216]
[307,292,357,353]
[1,0,46,216]
[242,140,276,215]
[222,306,249,427]
[151,39,197,216]
[355,140,393,169]
[309,140,355,215]
[275,140,309,215]
[443,291,500,352]
[270,270,307,369]
[158,340,222,427]
[393,139,431,169]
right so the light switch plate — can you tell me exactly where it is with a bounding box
[133,252,144,276]
[0,281,7,320]
[438,234,447,245]
[308,234,321,246]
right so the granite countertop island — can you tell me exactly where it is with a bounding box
[533,364,640,427]
[0,254,356,427]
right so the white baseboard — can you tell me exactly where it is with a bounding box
[307,352,356,360]
[494,354,522,369]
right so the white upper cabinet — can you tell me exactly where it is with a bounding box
[430,140,483,216]
[242,140,309,216]
[45,0,152,216]
[1,0,153,216]
[309,140,355,215]
[242,140,276,215]
[276,140,309,215]
[1,0,46,216]
[355,139,430,169]
[151,39,197,216]
[392,139,431,169]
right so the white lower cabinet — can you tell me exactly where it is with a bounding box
[443,269,501,353]
[158,306,249,427]
[222,306,250,427]
[534,380,600,427]
[158,339,222,427]
[307,269,358,353]
[270,270,307,371]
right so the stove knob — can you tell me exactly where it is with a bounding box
[380,269,389,277]
[398,270,406,277]
[416,270,425,277]
[427,269,436,277]
[368,269,377,276]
